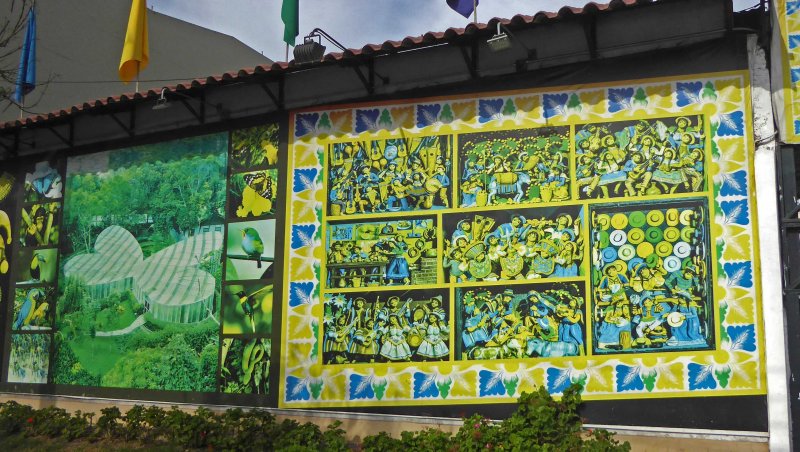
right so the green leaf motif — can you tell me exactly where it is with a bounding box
[379,109,393,128]
[642,373,656,392]
[502,98,517,116]
[702,81,718,101]
[633,87,648,106]
[715,367,731,388]
[567,93,581,111]
[440,104,454,123]
[373,380,388,400]
[502,376,519,397]
[436,379,452,399]
[318,112,332,129]
[310,380,324,399]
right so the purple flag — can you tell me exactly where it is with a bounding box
[447,0,478,18]
[13,7,36,104]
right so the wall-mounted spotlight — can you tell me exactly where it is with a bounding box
[152,88,171,110]
[487,23,512,53]
[293,28,348,65]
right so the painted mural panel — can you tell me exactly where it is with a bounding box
[776,0,800,142]
[282,72,764,408]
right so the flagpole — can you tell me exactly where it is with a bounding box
[473,0,477,23]
[285,43,289,62]
[136,61,140,92]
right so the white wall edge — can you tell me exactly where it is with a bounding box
[748,33,794,451]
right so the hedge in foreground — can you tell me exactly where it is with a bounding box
[0,383,629,451]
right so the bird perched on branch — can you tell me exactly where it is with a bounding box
[241,227,265,268]
[30,253,46,281]
[14,288,45,330]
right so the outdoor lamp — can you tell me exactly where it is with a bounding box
[487,22,512,53]
[152,88,170,110]
[293,28,347,65]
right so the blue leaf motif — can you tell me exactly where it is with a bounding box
[291,224,317,250]
[687,363,717,390]
[542,94,568,119]
[790,0,800,15]
[792,35,800,50]
[719,170,748,197]
[286,376,311,401]
[477,99,503,123]
[792,68,800,84]
[413,372,440,398]
[719,199,749,226]
[794,120,800,135]
[289,281,315,307]
[295,113,319,137]
[416,104,442,128]
[293,168,319,193]
[615,365,644,392]
[546,367,571,394]
[478,370,506,397]
[349,374,376,400]
[723,261,753,288]
[716,111,744,137]
[355,109,380,133]
[726,324,756,352]
[608,88,634,113]
[676,82,703,107]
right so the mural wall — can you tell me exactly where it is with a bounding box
[775,0,800,142]
[0,125,280,397]
[282,71,765,407]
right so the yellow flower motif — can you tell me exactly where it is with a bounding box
[724,295,756,324]
[293,142,322,168]
[516,367,544,395]
[450,369,477,397]
[714,137,747,170]
[579,90,605,120]
[385,372,412,399]
[390,106,415,129]
[729,360,758,389]
[585,365,614,393]
[289,255,316,281]
[292,200,318,224]
[720,226,751,262]
[515,96,540,119]
[645,84,673,112]
[289,342,314,361]
[715,285,751,306]
[452,102,477,124]
[323,373,348,400]
[714,78,743,103]
[329,110,353,135]
[655,362,685,390]
[787,12,800,33]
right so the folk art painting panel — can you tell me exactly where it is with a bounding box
[281,71,765,407]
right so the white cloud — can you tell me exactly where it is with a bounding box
[150,0,762,62]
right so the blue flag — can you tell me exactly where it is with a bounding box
[447,0,478,18]
[13,7,37,104]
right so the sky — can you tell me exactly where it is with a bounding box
[148,0,761,62]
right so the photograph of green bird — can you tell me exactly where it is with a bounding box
[15,248,57,285]
[225,220,276,281]
[222,282,273,335]
[241,227,265,268]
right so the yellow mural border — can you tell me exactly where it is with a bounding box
[279,69,765,408]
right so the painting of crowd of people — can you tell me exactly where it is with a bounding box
[458,128,570,207]
[456,284,586,360]
[442,207,584,282]
[590,200,713,353]
[327,136,452,216]
[326,218,437,288]
[576,116,706,200]
[322,290,450,364]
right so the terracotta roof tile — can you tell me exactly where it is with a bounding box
[1,0,655,131]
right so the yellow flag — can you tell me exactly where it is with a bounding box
[118,0,149,83]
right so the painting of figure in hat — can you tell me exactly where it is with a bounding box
[443,206,584,283]
[326,217,437,288]
[455,283,586,361]
[589,199,714,354]
[322,289,449,364]
[575,116,706,200]
[327,136,453,216]
[458,127,570,207]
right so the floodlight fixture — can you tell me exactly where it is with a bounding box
[293,28,348,65]
[487,23,512,53]
[152,88,171,110]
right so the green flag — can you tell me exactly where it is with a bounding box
[282,0,299,46]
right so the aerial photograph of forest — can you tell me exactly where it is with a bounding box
[53,134,227,392]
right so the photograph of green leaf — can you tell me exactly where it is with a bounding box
[54,134,227,392]
[220,337,270,394]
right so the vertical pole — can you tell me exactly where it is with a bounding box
[285,43,290,62]
[19,96,23,119]
[135,61,140,92]
[473,0,477,24]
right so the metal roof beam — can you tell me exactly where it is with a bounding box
[107,109,135,138]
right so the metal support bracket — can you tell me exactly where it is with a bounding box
[582,15,598,60]
[46,119,74,148]
[259,77,285,110]
[108,108,136,138]
[459,42,479,79]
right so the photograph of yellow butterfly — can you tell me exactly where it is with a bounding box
[221,282,273,335]
[54,133,228,392]
[228,169,278,219]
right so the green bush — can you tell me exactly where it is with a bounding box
[0,383,628,451]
